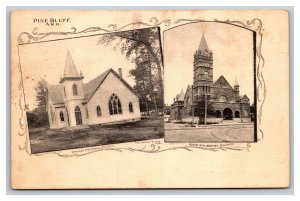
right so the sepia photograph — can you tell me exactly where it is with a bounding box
[163,22,257,143]
[19,27,164,154]
[10,9,290,189]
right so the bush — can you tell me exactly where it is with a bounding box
[26,110,49,128]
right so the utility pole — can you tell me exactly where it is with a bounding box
[240,100,243,123]
[191,85,194,125]
[204,85,209,126]
[204,92,207,126]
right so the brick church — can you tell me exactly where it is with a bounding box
[170,34,251,123]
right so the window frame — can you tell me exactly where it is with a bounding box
[129,102,133,113]
[96,105,102,117]
[72,83,78,96]
[109,94,122,115]
[59,111,64,122]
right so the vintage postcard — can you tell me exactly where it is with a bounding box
[10,10,290,189]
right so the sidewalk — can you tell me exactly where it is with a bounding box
[165,120,253,130]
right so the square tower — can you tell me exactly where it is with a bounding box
[193,33,213,100]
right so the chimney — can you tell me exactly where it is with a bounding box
[118,68,123,78]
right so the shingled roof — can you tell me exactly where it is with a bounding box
[47,84,64,105]
[82,68,111,103]
[48,68,138,105]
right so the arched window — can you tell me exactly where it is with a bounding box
[234,110,240,118]
[109,94,122,115]
[129,102,133,113]
[59,111,64,122]
[219,95,228,103]
[75,106,82,125]
[73,83,78,95]
[204,71,209,80]
[96,105,102,117]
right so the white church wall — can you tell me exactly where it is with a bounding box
[47,99,57,129]
[62,79,84,101]
[88,72,141,125]
[53,107,69,128]
[64,100,89,127]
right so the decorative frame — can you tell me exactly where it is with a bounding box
[16,17,265,157]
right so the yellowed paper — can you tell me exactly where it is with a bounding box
[11,10,289,189]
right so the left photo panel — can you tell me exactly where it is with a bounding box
[18,27,164,154]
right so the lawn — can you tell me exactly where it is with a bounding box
[29,116,164,154]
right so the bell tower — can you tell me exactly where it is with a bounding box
[59,50,84,100]
[59,50,85,126]
[193,33,213,99]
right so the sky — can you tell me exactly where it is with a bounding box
[19,34,136,110]
[163,22,254,105]
[19,23,254,111]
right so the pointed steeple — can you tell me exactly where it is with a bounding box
[198,33,209,52]
[64,50,79,77]
[177,89,185,101]
[59,50,84,83]
[234,77,239,86]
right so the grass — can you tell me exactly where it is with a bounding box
[29,116,164,154]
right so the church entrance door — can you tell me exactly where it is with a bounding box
[223,108,233,120]
[75,106,82,125]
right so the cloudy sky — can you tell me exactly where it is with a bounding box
[163,22,254,105]
[19,34,136,110]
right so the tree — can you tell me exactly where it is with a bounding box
[26,78,49,128]
[98,27,163,113]
[194,96,215,125]
[35,79,48,112]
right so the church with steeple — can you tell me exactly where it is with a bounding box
[47,50,141,129]
[169,34,251,123]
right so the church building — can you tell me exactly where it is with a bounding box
[47,50,141,129]
[170,34,251,123]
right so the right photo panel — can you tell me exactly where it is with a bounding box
[164,22,257,143]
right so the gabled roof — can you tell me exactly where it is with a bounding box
[242,94,249,100]
[48,68,139,105]
[198,33,209,52]
[213,75,234,90]
[83,68,139,103]
[176,89,185,101]
[48,84,64,105]
[64,50,79,77]
[184,84,191,99]
[83,68,111,102]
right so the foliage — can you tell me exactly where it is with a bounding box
[27,79,49,128]
[194,96,215,124]
[26,110,49,128]
[35,79,48,112]
[98,27,163,114]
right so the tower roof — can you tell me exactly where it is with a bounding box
[177,89,185,101]
[198,33,209,52]
[234,77,239,86]
[64,50,79,77]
